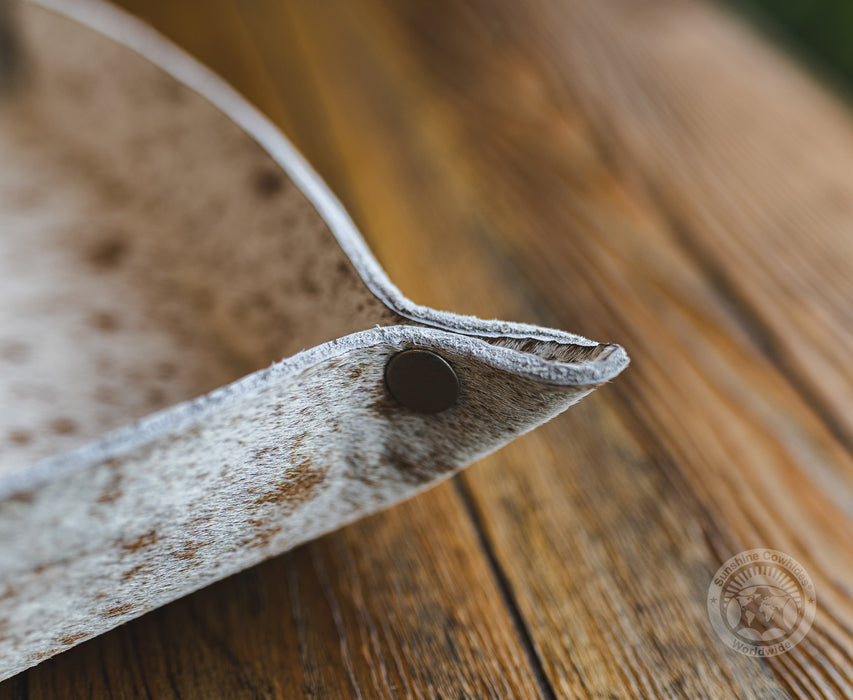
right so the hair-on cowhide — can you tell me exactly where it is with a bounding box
[0,0,628,679]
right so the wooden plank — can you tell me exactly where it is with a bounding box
[231,0,853,696]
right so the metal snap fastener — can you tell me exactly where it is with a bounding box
[384,349,459,414]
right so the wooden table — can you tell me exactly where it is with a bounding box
[3,0,853,696]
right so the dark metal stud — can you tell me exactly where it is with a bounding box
[384,349,459,414]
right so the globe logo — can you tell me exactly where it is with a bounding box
[707,549,816,657]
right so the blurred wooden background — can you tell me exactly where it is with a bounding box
[4,0,853,697]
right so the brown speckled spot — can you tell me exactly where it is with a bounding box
[250,291,272,310]
[300,271,320,296]
[86,236,129,270]
[59,632,88,646]
[8,430,32,446]
[192,287,214,311]
[253,168,284,197]
[174,541,203,560]
[121,529,158,553]
[94,384,119,405]
[102,603,136,618]
[90,310,119,332]
[96,472,123,504]
[159,75,186,102]
[60,72,95,101]
[121,564,148,582]
[146,388,167,407]
[251,458,327,514]
[9,491,34,504]
[245,524,283,550]
[157,362,177,379]
[253,446,273,460]
[0,341,29,363]
[50,418,77,435]
[369,389,401,421]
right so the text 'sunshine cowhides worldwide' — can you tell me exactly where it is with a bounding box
[0,0,628,678]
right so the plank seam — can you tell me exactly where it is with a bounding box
[453,476,560,700]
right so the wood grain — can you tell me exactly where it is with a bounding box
[3,0,853,696]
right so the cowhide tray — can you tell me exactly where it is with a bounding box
[0,0,628,679]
